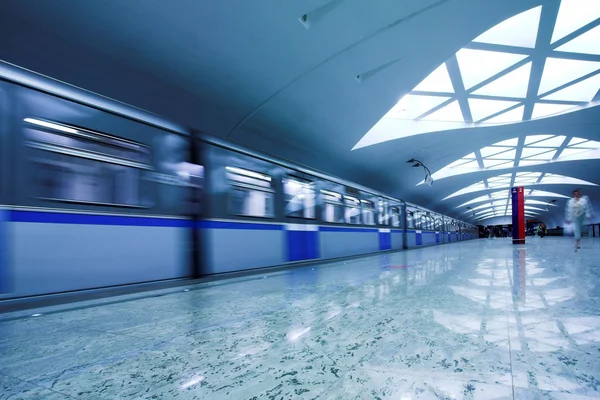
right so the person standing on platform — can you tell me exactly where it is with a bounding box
[565,189,593,251]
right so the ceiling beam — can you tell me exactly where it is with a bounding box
[522,2,561,121]
[445,55,473,123]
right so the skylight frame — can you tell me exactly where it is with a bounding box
[443,170,598,201]
[425,134,600,183]
[354,1,600,151]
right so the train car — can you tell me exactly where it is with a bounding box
[0,60,478,301]
[0,62,202,300]
[197,139,407,274]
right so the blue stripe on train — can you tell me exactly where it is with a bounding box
[319,226,378,233]
[198,220,282,230]
[8,210,192,227]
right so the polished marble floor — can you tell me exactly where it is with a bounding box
[1,237,599,399]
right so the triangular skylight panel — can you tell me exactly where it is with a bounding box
[526,150,557,161]
[527,199,557,206]
[518,159,544,167]
[528,190,569,198]
[456,160,479,169]
[473,6,541,48]
[445,158,477,169]
[413,63,454,93]
[556,25,600,55]
[551,0,600,44]
[491,178,512,184]
[487,149,516,160]
[494,138,520,147]
[542,72,600,102]
[528,136,566,148]
[456,49,528,90]
[558,148,593,159]
[472,62,532,98]
[458,195,494,208]
[514,178,538,185]
[570,139,600,149]
[540,174,597,186]
[480,146,513,158]
[421,100,464,122]
[468,99,520,122]
[568,137,589,146]
[516,172,542,178]
[484,159,514,168]
[537,58,600,96]
[385,95,451,119]
[488,181,509,189]
[524,135,555,145]
[483,105,524,124]
[532,103,577,119]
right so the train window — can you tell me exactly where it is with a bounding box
[321,189,344,223]
[426,214,434,230]
[406,209,416,229]
[283,177,315,219]
[345,196,361,224]
[226,166,274,218]
[435,218,442,230]
[361,200,375,226]
[419,213,427,230]
[378,200,389,226]
[24,117,152,207]
[390,206,401,227]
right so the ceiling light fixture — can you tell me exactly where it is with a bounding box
[407,159,433,186]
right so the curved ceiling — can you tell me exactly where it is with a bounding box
[0,0,598,227]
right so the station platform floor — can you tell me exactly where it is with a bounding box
[1,237,599,400]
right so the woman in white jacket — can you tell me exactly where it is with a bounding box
[565,189,593,251]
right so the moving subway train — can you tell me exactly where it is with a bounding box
[0,61,478,300]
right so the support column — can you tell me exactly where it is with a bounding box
[511,186,525,245]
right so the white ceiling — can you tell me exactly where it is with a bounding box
[1,0,598,227]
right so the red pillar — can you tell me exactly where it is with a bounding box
[511,186,525,245]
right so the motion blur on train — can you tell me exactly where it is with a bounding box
[0,61,478,300]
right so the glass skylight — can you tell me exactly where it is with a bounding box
[456,49,528,90]
[354,1,600,150]
[537,58,600,96]
[550,0,600,44]
[426,134,600,182]
[532,103,579,119]
[472,62,532,98]
[556,25,600,55]
[473,6,541,48]
[443,171,597,201]
[421,101,464,122]
[466,194,552,220]
[542,73,600,102]
[468,99,520,122]
[413,64,454,93]
[383,95,451,119]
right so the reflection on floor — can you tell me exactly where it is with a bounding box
[1,237,600,399]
